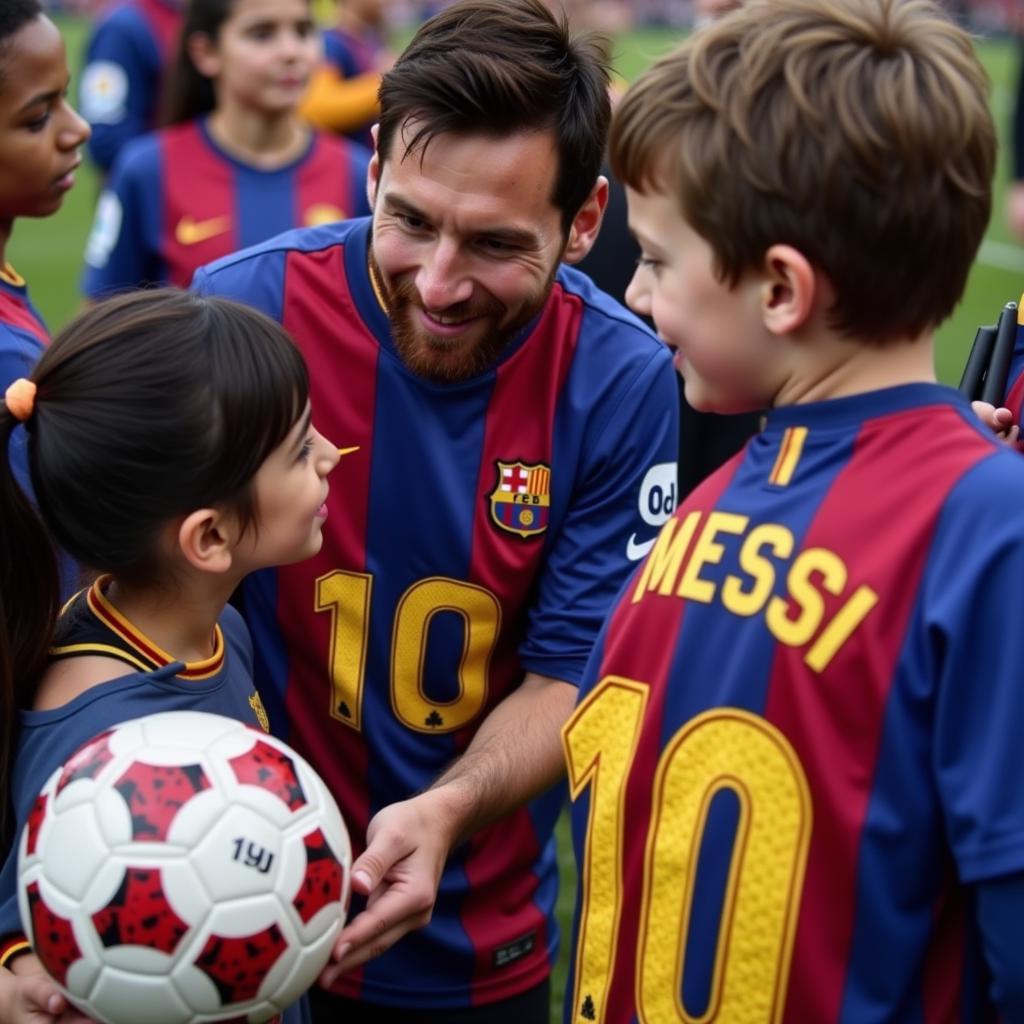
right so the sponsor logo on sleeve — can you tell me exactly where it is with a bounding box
[79,61,129,124]
[626,462,677,561]
[84,191,123,269]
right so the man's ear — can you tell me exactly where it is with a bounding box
[760,243,817,336]
[176,508,236,575]
[562,176,610,265]
[366,123,381,210]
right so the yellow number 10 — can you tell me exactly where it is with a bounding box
[563,678,812,1023]
[315,570,501,734]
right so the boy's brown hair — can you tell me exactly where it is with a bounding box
[610,0,995,343]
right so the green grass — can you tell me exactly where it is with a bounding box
[13,18,1024,1022]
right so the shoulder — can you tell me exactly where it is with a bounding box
[194,219,363,294]
[311,131,371,169]
[109,130,164,177]
[86,3,154,49]
[554,264,663,352]
[32,656,137,713]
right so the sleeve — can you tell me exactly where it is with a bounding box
[298,66,382,136]
[191,248,288,323]
[518,332,680,685]
[975,872,1024,1017]
[80,9,162,174]
[926,452,1024,882]
[82,139,162,297]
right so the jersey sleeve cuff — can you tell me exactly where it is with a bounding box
[0,934,31,969]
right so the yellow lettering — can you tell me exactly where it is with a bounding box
[632,510,702,603]
[676,511,748,604]
[805,584,878,672]
[722,523,793,617]
[766,547,845,648]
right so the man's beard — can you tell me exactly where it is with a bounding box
[368,248,557,383]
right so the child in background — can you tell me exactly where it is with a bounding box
[562,0,1024,1020]
[83,0,371,297]
[299,0,395,148]
[0,289,338,1023]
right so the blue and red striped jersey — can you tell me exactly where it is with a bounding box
[83,119,371,296]
[564,383,1024,1024]
[320,26,386,147]
[79,0,182,174]
[1,266,46,496]
[192,216,680,1009]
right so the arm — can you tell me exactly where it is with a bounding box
[0,956,92,1024]
[975,873,1024,1018]
[298,67,382,137]
[319,671,576,981]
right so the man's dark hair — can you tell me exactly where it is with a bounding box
[377,0,612,234]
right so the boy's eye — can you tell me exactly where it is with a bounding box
[636,255,661,271]
[26,112,50,132]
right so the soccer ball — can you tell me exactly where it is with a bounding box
[16,710,351,1024]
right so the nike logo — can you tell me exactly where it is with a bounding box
[626,533,655,562]
[337,446,360,457]
[175,215,231,246]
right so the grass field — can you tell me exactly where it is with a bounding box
[13,17,1024,1022]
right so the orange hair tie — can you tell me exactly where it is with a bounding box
[4,378,37,422]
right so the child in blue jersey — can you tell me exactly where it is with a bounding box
[0,289,339,1023]
[82,0,371,298]
[0,0,90,471]
[78,0,182,175]
[562,1,1024,1021]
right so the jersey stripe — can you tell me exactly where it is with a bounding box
[767,405,995,1022]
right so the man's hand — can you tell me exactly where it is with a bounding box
[318,789,457,985]
[1,958,94,1023]
[972,400,1022,447]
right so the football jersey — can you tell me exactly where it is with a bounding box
[192,215,680,1009]
[0,581,309,1020]
[79,0,182,174]
[83,119,371,296]
[564,383,1024,1024]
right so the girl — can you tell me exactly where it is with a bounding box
[0,0,90,498]
[82,0,372,297]
[0,289,338,1023]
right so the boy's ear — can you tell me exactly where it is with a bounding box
[760,244,817,335]
[176,508,236,574]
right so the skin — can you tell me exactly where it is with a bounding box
[316,123,607,977]
[623,182,938,412]
[0,14,89,265]
[367,125,606,381]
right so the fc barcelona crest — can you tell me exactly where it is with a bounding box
[490,461,551,539]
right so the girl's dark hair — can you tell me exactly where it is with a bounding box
[0,0,43,86]
[0,289,308,845]
[161,0,235,124]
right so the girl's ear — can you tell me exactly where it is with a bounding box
[186,31,221,81]
[176,508,236,574]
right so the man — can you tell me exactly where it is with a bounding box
[193,0,678,1019]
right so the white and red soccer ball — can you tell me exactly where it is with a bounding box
[16,710,351,1024]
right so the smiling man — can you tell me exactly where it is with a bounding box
[192,1,677,1019]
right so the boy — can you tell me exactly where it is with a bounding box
[562,0,1024,1020]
